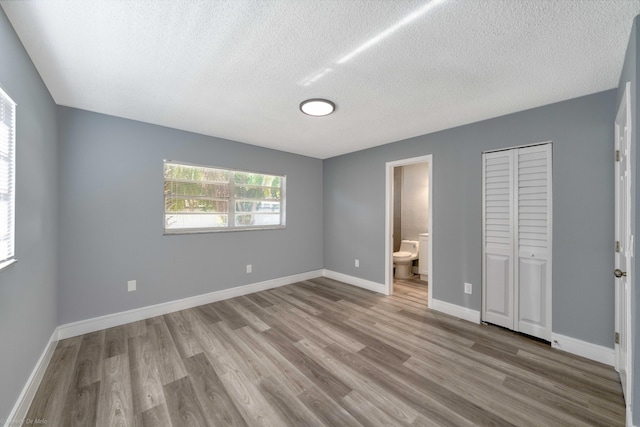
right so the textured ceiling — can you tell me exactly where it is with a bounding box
[1,0,639,159]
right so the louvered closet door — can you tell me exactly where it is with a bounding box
[482,150,514,329]
[482,144,552,341]
[516,144,552,341]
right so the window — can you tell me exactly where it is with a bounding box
[0,86,16,268]
[164,161,285,233]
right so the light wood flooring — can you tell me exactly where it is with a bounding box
[23,277,624,426]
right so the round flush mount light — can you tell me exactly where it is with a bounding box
[300,98,335,117]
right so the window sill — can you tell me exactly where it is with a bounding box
[0,258,16,272]
[164,225,286,235]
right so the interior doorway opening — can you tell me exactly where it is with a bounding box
[385,154,433,307]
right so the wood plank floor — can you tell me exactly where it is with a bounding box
[24,277,625,426]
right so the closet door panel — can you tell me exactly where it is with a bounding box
[518,258,548,338]
[482,151,514,329]
[485,254,512,327]
[516,144,552,340]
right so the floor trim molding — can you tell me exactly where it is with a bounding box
[57,270,323,340]
[431,298,481,324]
[551,333,615,366]
[4,329,59,427]
[322,269,388,295]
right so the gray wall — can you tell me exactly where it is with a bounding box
[618,15,639,425]
[0,8,59,422]
[324,90,616,348]
[57,107,323,324]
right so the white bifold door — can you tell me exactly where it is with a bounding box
[482,143,552,341]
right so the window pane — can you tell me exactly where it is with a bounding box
[234,172,279,185]
[164,181,229,198]
[235,201,280,213]
[165,163,228,183]
[0,88,15,263]
[235,213,281,227]
[165,198,228,214]
[234,185,280,200]
[165,213,228,229]
[258,201,280,213]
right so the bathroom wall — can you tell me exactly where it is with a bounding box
[393,167,402,252]
[400,163,429,241]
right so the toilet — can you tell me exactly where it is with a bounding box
[393,240,419,279]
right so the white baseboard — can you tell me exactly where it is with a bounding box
[551,333,615,366]
[4,329,59,427]
[431,298,481,324]
[57,270,323,340]
[322,269,387,295]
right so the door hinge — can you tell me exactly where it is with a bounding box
[616,241,621,252]
[615,332,620,344]
[616,150,621,161]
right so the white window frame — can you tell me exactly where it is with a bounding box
[163,160,286,234]
[0,85,16,271]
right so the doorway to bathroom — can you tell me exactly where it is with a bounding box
[385,154,433,307]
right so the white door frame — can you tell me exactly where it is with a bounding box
[385,154,433,305]
[614,81,633,413]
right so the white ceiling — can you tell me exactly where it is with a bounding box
[2,1,639,159]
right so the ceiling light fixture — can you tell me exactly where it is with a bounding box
[300,99,335,117]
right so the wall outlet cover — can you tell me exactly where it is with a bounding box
[464,282,472,294]
[128,280,136,292]
[355,259,360,267]
[246,264,252,273]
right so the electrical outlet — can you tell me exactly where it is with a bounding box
[246,264,252,273]
[355,259,359,268]
[464,282,472,294]
[128,280,136,292]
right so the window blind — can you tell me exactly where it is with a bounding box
[0,87,16,264]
